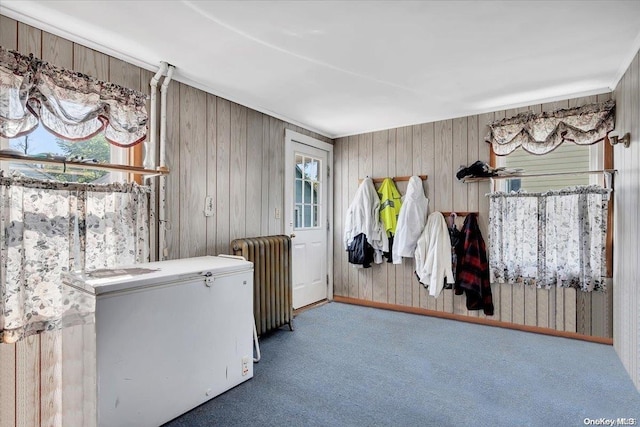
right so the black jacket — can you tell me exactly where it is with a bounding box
[347,233,374,268]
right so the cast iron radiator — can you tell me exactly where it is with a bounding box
[231,235,294,336]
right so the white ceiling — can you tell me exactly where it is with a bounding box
[2,1,640,138]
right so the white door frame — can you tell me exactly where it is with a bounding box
[284,129,334,302]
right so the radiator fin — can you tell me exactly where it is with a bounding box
[231,235,293,335]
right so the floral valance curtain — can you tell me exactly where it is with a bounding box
[0,173,150,343]
[486,100,615,155]
[488,186,610,292]
[0,46,147,147]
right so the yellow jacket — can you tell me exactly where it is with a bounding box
[377,178,402,236]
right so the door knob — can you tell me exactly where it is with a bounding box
[290,233,296,239]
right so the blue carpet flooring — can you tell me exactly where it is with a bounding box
[165,302,640,427]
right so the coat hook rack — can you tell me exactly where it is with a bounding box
[440,211,477,217]
[359,174,428,184]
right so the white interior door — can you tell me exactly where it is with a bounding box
[285,130,333,309]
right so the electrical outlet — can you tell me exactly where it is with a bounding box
[242,356,250,376]
[275,208,281,219]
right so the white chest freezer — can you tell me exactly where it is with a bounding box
[66,256,254,427]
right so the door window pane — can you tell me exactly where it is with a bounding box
[303,205,312,228]
[295,204,303,228]
[313,205,318,227]
[295,179,303,204]
[293,153,322,230]
[304,158,318,181]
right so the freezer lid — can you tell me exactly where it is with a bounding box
[67,255,253,295]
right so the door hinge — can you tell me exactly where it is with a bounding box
[326,274,329,285]
[327,220,330,231]
[327,165,330,178]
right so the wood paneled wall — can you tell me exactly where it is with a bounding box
[163,86,329,261]
[613,48,640,391]
[0,15,331,426]
[333,93,613,339]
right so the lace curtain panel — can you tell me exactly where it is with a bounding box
[0,46,147,147]
[488,186,610,292]
[0,174,150,343]
[486,100,615,155]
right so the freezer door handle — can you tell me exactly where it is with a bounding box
[202,271,213,287]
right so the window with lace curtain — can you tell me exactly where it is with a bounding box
[0,47,151,343]
[0,46,147,183]
[485,101,614,292]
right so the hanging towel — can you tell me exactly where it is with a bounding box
[344,178,388,265]
[454,213,494,316]
[378,178,402,263]
[392,176,429,264]
[415,211,454,298]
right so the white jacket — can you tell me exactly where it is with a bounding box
[344,178,388,264]
[415,211,454,298]
[392,176,429,264]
